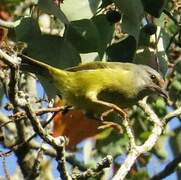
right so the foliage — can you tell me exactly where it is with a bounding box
[0,0,181,179]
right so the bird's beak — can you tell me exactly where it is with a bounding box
[150,85,168,99]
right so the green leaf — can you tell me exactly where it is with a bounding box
[38,0,69,24]
[134,47,155,66]
[138,29,151,47]
[60,0,97,21]
[1,0,24,4]
[174,62,181,74]
[171,80,181,92]
[113,0,144,42]
[156,28,169,76]
[65,15,113,57]
[141,0,169,18]
[136,27,169,76]
[14,17,81,69]
[91,14,114,58]
[65,19,100,53]
[134,46,168,77]
[140,131,150,141]
[106,36,136,62]
[156,13,179,35]
[14,17,81,98]
[152,97,167,117]
[99,0,113,9]
[14,18,41,42]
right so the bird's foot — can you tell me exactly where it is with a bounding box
[98,121,123,133]
[90,99,128,120]
[100,107,128,121]
[100,109,114,121]
[113,107,128,120]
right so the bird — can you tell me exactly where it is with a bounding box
[19,54,167,120]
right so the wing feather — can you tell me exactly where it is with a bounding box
[66,61,133,72]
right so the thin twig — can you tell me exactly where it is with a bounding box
[0,49,20,66]
[164,106,181,123]
[27,142,44,180]
[0,106,67,128]
[0,19,21,28]
[9,109,59,151]
[151,154,181,180]
[2,157,10,180]
[73,155,112,179]
[29,141,57,157]
[0,105,59,158]
[122,118,136,148]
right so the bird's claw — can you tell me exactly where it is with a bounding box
[98,121,123,133]
[100,109,114,121]
[100,108,128,121]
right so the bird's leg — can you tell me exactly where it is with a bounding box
[91,99,128,119]
[90,99,127,133]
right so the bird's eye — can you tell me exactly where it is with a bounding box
[150,74,156,80]
[150,74,159,85]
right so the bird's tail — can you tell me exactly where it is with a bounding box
[19,54,52,76]
[19,54,70,90]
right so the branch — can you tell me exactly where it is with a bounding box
[2,157,10,180]
[164,106,181,123]
[113,95,181,180]
[122,117,136,148]
[29,141,91,172]
[0,48,71,179]
[23,104,72,180]
[151,154,181,180]
[73,155,113,179]
[0,107,59,159]
[112,97,163,180]
[27,143,44,180]
[0,49,20,66]
[29,141,57,157]
[0,48,33,177]
[0,106,66,129]
[0,19,21,29]
[24,104,64,148]
[24,103,112,180]
[0,48,26,107]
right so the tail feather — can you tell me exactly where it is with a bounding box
[19,54,51,76]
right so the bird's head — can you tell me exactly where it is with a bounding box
[136,65,168,99]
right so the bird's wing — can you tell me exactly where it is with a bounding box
[66,61,127,72]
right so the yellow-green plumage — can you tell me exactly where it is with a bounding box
[20,54,166,118]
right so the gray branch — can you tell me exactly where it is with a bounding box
[112,97,181,180]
